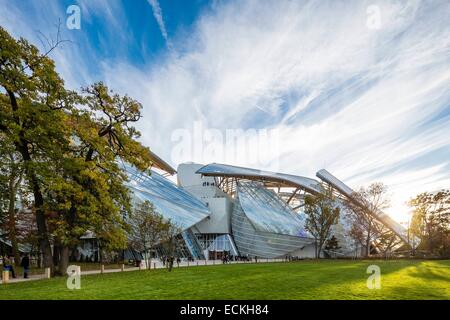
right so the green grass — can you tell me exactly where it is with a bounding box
[1,260,449,300]
[9,262,135,277]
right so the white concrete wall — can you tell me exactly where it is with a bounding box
[193,197,233,234]
[177,162,234,234]
[177,162,227,199]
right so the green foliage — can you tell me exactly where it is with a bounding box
[324,235,341,251]
[409,190,450,257]
[1,25,78,268]
[0,26,156,271]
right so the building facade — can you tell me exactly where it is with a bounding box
[117,161,417,260]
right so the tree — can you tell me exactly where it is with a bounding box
[304,186,341,258]
[160,221,183,272]
[344,182,390,257]
[128,201,167,269]
[1,27,156,275]
[323,235,341,258]
[0,135,24,266]
[324,235,341,251]
[42,82,157,275]
[409,190,450,257]
[0,26,76,271]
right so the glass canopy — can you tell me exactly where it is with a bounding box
[197,163,322,194]
[237,181,311,238]
[123,164,210,230]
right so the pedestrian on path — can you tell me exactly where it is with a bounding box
[3,256,16,278]
[20,254,30,279]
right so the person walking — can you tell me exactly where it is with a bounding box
[3,256,16,278]
[168,256,174,271]
[20,254,30,279]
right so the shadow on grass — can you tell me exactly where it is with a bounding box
[1,260,446,300]
[405,261,450,283]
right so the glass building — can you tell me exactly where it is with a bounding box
[231,181,313,258]
[119,162,416,260]
[123,163,211,259]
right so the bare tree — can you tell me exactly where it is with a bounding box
[344,183,390,257]
[160,221,182,272]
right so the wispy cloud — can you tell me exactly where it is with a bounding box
[101,0,450,222]
[147,0,172,49]
[1,0,449,223]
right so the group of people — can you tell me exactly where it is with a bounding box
[221,254,259,263]
[161,256,182,268]
[2,254,30,279]
[285,255,302,261]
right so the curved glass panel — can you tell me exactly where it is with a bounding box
[231,198,314,258]
[123,164,210,230]
[197,163,322,194]
[237,181,311,238]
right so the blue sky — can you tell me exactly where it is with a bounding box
[1,0,450,222]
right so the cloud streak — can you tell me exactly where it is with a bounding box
[1,0,449,222]
[147,0,172,49]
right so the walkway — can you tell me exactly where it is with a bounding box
[1,258,285,285]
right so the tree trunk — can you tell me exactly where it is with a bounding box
[317,241,324,259]
[365,236,370,257]
[7,89,54,274]
[59,246,70,276]
[53,244,60,271]
[37,252,42,268]
[314,239,318,259]
[17,143,54,272]
[8,186,20,267]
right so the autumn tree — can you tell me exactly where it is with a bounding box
[0,26,76,271]
[409,190,450,257]
[344,183,390,257]
[304,186,341,258]
[1,27,156,275]
[0,134,24,265]
[47,81,155,275]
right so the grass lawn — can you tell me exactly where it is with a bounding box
[9,262,136,277]
[1,259,449,300]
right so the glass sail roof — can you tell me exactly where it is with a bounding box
[197,163,322,194]
[123,164,210,230]
[237,181,312,238]
[316,169,418,247]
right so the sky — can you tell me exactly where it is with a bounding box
[1,0,449,223]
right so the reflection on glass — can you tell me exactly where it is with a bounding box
[123,164,210,230]
[237,181,311,238]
